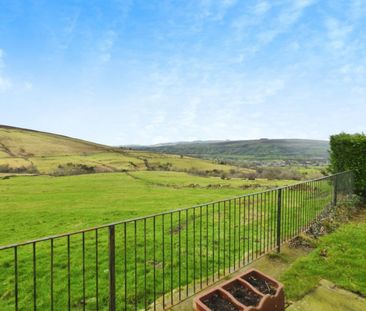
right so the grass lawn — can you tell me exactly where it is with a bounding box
[280,209,366,301]
[0,172,261,245]
[0,172,333,311]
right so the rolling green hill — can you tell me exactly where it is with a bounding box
[0,126,322,310]
[135,138,329,162]
[0,125,250,175]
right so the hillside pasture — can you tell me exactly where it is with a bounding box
[0,172,333,311]
[0,171,286,245]
[0,126,254,176]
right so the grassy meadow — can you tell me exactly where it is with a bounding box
[0,126,252,176]
[0,171,333,310]
[0,171,295,245]
[0,126,333,310]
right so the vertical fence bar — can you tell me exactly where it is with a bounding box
[238,198,241,267]
[255,194,259,258]
[108,225,116,311]
[170,213,174,305]
[233,199,236,271]
[33,242,37,311]
[67,236,71,311]
[14,246,18,311]
[223,201,226,275]
[266,192,270,252]
[193,208,196,291]
[250,195,253,262]
[212,203,215,283]
[206,205,209,286]
[228,200,232,272]
[277,189,282,253]
[269,191,273,249]
[50,239,54,311]
[217,202,220,279]
[134,221,137,311]
[95,230,99,311]
[186,209,189,297]
[124,223,127,311]
[179,210,182,299]
[144,219,147,311]
[284,188,291,241]
[162,215,165,308]
[82,232,86,311]
[153,216,156,311]
[333,175,338,206]
[242,197,245,266]
[199,206,203,289]
[258,193,262,255]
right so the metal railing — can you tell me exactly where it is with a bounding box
[0,171,353,311]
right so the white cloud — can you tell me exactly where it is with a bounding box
[0,48,12,93]
[325,17,353,50]
[254,1,271,16]
[0,49,4,69]
[258,0,315,45]
[99,30,117,64]
[349,0,366,21]
[242,79,285,105]
[196,0,238,22]
[0,76,12,92]
[231,0,316,60]
[0,49,32,93]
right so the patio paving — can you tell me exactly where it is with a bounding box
[287,279,366,311]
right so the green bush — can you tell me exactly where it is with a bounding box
[0,164,39,174]
[52,162,96,176]
[329,133,366,197]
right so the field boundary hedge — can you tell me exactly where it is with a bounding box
[330,133,366,197]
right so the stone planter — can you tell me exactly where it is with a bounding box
[195,269,284,311]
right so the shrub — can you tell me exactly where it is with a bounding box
[52,163,96,176]
[256,167,302,180]
[0,164,38,174]
[329,133,366,197]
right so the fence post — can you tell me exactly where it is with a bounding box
[109,225,116,311]
[276,188,282,253]
[333,175,338,206]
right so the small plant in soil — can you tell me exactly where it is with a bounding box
[225,280,261,306]
[242,275,277,295]
[202,292,241,311]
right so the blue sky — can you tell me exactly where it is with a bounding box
[0,0,365,145]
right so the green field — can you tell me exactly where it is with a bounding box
[0,125,335,310]
[0,171,334,311]
[0,126,252,176]
[0,171,295,246]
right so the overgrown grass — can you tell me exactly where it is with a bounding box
[0,172,257,245]
[280,209,366,301]
[0,172,334,310]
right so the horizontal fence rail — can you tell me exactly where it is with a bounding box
[0,171,354,310]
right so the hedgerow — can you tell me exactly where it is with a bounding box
[329,133,366,197]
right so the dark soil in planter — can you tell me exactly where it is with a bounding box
[225,280,261,306]
[202,292,241,311]
[242,275,277,295]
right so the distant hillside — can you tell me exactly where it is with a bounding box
[0,125,111,157]
[0,125,248,175]
[135,139,329,162]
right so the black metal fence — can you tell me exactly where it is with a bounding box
[0,171,353,311]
